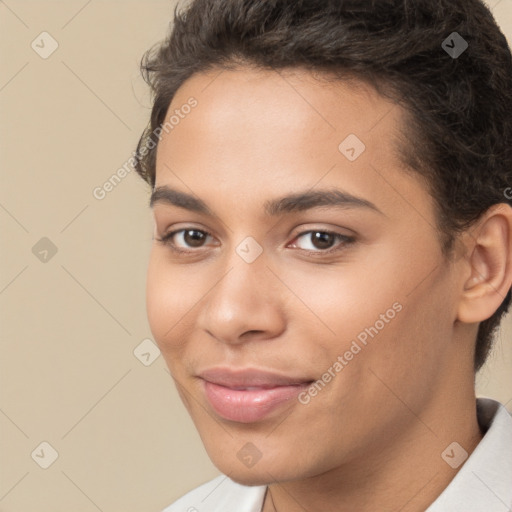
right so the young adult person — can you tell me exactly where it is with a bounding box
[134,1,512,510]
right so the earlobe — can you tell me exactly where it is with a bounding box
[457,203,512,324]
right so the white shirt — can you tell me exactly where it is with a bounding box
[162,398,512,511]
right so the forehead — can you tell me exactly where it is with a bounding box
[167,66,391,141]
[156,66,403,173]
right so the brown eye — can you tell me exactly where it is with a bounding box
[182,229,208,247]
[290,230,355,255]
[156,228,215,252]
[310,232,337,250]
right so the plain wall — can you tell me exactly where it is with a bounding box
[1,1,511,510]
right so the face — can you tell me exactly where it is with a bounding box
[146,67,465,484]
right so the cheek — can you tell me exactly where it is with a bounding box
[295,250,453,382]
[279,262,402,349]
[145,251,197,353]
[352,268,457,406]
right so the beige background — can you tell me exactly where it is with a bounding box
[1,1,511,511]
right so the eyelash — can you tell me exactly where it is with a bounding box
[155,228,355,257]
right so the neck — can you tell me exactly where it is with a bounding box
[263,386,482,512]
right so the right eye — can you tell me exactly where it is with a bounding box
[155,228,216,254]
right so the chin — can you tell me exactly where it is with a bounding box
[225,470,274,487]
[207,454,270,485]
[209,452,307,487]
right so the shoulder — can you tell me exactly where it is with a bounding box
[161,474,267,512]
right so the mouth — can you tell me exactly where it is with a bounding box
[197,367,314,423]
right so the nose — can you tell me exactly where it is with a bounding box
[196,252,286,346]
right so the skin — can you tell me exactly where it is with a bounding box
[146,66,512,511]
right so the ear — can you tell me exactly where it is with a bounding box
[457,203,512,323]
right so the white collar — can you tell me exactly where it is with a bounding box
[426,397,512,511]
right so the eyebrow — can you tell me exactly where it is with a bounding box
[149,185,383,216]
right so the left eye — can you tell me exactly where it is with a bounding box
[289,230,354,252]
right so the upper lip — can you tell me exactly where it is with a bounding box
[198,367,313,388]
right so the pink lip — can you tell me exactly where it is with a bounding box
[198,367,313,423]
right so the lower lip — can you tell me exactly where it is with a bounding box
[203,380,310,423]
